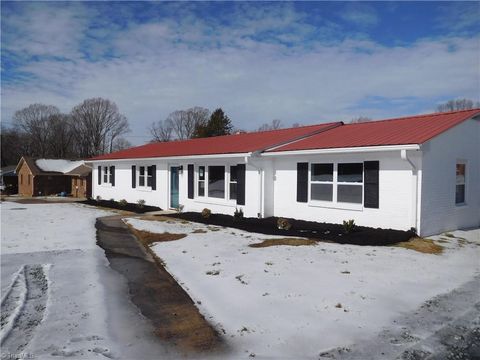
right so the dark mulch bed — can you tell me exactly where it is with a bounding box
[166,212,415,246]
[79,199,162,214]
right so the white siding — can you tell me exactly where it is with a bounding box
[419,118,480,236]
[91,158,262,218]
[271,151,421,231]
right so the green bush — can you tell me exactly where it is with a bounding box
[234,208,244,221]
[201,208,211,219]
[136,199,146,209]
[277,217,292,230]
[343,219,356,234]
[118,199,128,207]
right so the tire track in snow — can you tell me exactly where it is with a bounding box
[1,264,49,355]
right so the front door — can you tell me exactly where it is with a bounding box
[170,166,179,209]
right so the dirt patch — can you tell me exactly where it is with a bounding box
[96,216,225,354]
[395,238,444,254]
[131,229,187,246]
[192,229,208,234]
[167,212,415,246]
[79,199,162,214]
[249,238,317,248]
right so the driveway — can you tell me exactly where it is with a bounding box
[1,201,176,359]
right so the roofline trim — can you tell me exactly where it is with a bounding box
[87,152,253,163]
[262,144,421,156]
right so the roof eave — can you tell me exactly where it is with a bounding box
[85,152,254,163]
[262,144,421,156]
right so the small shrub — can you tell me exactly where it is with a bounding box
[118,199,128,207]
[343,219,356,234]
[277,217,292,230]
[176,204,184,213]
[409,227,418,236]
[137,199,146,209]
[96,195,102,201]
[109,198,115,203]
[234,208,244,221]
[201,208,211,219]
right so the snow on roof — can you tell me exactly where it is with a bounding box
[35,159,85,174]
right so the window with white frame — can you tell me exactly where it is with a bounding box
[455,163,466,205]
[138,166,154,188]
[208,166,225,199]
[229,166,238,200]
[139,166,146,187]
[310,162,363,205]
[311,163,333,201]
[337,163,363,204]
[103,166,111,184]
[198,166,205,197]
[147,166,154,187]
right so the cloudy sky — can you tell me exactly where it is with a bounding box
[1,1,479,144]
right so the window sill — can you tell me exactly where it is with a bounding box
[101,184,113,188]
[137,187,153,192]
[194,198,237,208]
[455,203,467,208]
[308,201,363,211]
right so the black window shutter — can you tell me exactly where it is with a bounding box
[187,164,194,199]
[364,161,379,208]
[131,165,136,188]
[151,165,156,190]
[97,166,101,185]
[297,162,308,203]
[110,166,115,186]
[236,164,246,205]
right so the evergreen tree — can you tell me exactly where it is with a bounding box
[194,108,232,137]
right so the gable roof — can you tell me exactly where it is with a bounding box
[89,122,341,160]
[268,108,480,153]
[15,157,86,176]
[65,164,92,177]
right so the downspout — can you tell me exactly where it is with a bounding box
[401,149,419,233]
[245,152,264,218]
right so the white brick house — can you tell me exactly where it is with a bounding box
[88,109,480,236]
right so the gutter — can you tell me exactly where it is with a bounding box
[261,144,421,156]
[400,148,421,234]
[85,152,253,163]
[244,152,264,218]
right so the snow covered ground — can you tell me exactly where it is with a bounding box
[125,217,480,359]
[1,202,176,359]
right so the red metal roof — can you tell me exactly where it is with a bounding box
[269,109,480,152]
[90,122,341,160]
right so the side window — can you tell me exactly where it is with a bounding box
[198,166,205,197]
[337,163,363,204]
[208,166,225,199]
[147,166,154,187]
[103,166,109,183]
[310,163,333,202]
[229,166,238,200]
[139,166,145,187]
[456,163,466,205]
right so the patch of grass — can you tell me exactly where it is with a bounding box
[192,229,208,234]
[207,226,221,232]
[206,270,220,276]
[395,237,444,255]
[128,227,186,246]
[249,238,317,248]
[443,233,455,238]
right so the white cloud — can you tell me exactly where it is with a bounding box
[2,3,479,144]
[340,3,379,28]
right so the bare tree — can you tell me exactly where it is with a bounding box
[166,106,210,140]
[150,119,174,142]
[292,122,301,128]
[13,104,61,157]
[46,114,74,158]
[257,119,283,131]
[111,137,132,152]
[436,98,480,112]
[71,98,130,157]
[349,116,372,124]
[1,126,30,166]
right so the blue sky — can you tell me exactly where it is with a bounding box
[1,1,479,144]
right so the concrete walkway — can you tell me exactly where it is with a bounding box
[95,215,226,355]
